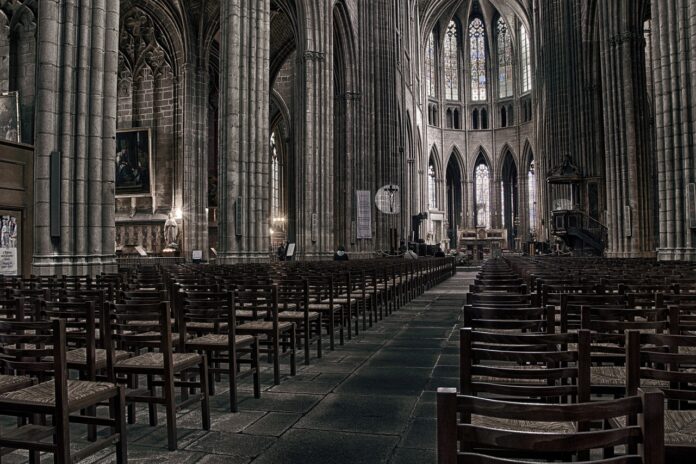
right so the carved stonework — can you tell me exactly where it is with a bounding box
[119,8,173,84]
[303,50,326,62]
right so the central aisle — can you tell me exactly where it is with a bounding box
[102,271,477,464]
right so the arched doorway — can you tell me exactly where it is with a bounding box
[501,151,518,249]
[446,154,463,250]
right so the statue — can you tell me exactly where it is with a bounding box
[164,213,178,247]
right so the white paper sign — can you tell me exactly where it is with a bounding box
[286,243,296,257]
[135,246,147,257]
[0,248,17,276]
[192,250,203,260]
[356,190,372,239]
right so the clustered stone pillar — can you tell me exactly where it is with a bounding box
[33,0,118,276]
[218,0,271,262]
[182,64,209,260]
[652,0,696,261]
[597,1,655,258]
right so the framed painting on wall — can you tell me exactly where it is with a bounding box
[0,92,20,143]
[115,128,154,197]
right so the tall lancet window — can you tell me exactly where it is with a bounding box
[497,18,513,98]
[444,21,459,100]
[520,24,532,93]
[528,158,537,234]
[469,18,487,101]
[475,161,490,228]
[270,132,280,220]
[426,31,437,98]
[429,161,437,210]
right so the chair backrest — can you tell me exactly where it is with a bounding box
[0,318,68,389]
[626,330,696,407]
[460,329,591,403]
[235,285,278,325]
[463,305,554,333]
[108,301,173,373]
[39,300,98,379]
[437,387,664,464]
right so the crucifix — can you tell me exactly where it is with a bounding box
[386,184,398,213]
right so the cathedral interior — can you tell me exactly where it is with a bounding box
[0,0,695,463]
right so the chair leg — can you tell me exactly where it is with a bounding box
[273,332,281,385]
[304,322,310,366]
[199,358,211,430]
[290,324,297,377]
[328,310,335,350]
[126,374,136,424]
[115,386,128,464]
[55,410,71,464]
[164,373,177,451]
[229,347,239,413]
[147,374,157,426]
[252,339,261,398]
[339,307,345,345]
[207,352,216,396]
[317,315,322,359]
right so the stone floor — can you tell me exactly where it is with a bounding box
[3,271,476,464]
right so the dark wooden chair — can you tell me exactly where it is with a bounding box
[277,279,322,365]
[437,387,664,464]
[460,329,591,406]
[109,301,210,450]
[235,285,296,385]
[183,292,260,412]
[0,319,127,463]
[626,330,696,463]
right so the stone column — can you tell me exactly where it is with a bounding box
[33,0,119,276]
[597,0,655,258]
[652,0,696,261]
[182,64,209,260]
[218,0,271,262]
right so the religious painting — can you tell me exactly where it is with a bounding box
[115,128,153,196]
[0,214,19,276]
[0,92,21,143]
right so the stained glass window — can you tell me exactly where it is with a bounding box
[469,18,487,101]
[528,158,536,234]
[444,21,459,100]
[497,18,513,98]
[520,25,531,93]
[426,32,437,98]
[475,162,490,228]
[271,132,280,219]
[429,162,437,210]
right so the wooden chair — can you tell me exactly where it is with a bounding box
[581,305,669,395]
[460,329,591,406]
[183,292,260,412]
[277,279,322,365]
[626,330,696,463]
[235,285,297,385]
[0,319,127,463]
[109,301,210,450]
[437,387,664,464]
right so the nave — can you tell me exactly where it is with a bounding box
[0,259,461,463]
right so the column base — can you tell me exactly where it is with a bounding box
[31,254,118,277]
[657,248,696,262]
[605,251,657,259]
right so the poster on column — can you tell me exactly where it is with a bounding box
[356,190,372,239]
[0,215,19,276]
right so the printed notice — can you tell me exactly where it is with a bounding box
[356,190,372,239]
[0,248,17,276]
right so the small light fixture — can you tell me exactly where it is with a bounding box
[269,228,274,235]
[175,208,183,220]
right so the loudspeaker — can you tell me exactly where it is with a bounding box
[50,151,61,239]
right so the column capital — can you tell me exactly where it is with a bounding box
[303,50,326,62]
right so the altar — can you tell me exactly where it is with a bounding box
[458,228,507,261]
